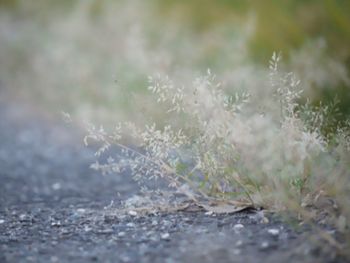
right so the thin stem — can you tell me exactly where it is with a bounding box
[110,139,208,201]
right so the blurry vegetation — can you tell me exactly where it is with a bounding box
[1,1,349,256]
[2,0,350,59]
[156,0,350,60]
[0,0,349,122]
[156,0,350,119]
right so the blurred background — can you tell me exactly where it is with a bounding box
[1,0,349,126]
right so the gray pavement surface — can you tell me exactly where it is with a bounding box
[0,94,344,263]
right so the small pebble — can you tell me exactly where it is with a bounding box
[260,241,269,250]
[51,221,61,227]
[19,214,34,223]
[128,210,137,216]
[52,183,61,190]
[0,219,5,224]
[267,228,280,236]
[161,233,170,240]
[77,208,86,213]
[19,214,28,221]
[235,240,243,247]
[163,220,171,226]
[84,226,92,232]
[98,229,113,234]
[60,229,70,235]
[233,224,244,232]
[149,235,158,242]
[118,232,126,237]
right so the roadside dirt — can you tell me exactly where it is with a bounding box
[0,93,344,263]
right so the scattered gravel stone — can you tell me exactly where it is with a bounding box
[52,183,61,190]
[98,229,113,234]
[84,226,92,232]
[260,241,270,250]
[161,233,170,240]
[128,210,137,217]
[0,99,344,263]
[235,240,243,247]
[118,232,126,237]
[77,208,86,213]
[233,223,244,233]
[19,214,32,222]
[267,228,280,236]
[51,221,62,227]
[126,222,135,228]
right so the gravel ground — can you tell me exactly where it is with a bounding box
[0,94,345,263]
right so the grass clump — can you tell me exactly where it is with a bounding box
[84,53,350,255]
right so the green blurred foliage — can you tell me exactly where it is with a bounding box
[156,0,350,62]
[156,0,350,118]
[0,0,349,120]
[2,0,349,61]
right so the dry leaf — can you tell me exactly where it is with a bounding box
[198,201,253,214]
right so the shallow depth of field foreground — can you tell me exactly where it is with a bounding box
[0,1,350,263]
